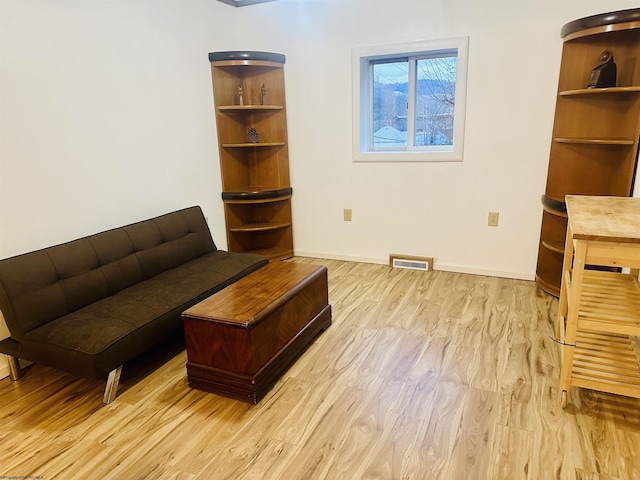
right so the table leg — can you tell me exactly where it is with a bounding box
[558,238,586,408]
[555,224,573,341]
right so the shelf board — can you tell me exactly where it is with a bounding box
[575,270,640,336]
[554,137,635,145]
[229,222,290,233]
[221,142,286,148]
[231,247,293,261]
[571,329,640,398]
[541,239,565,254]
[559,86,640,96]
[218,105,284,111]
[541,194,568,217]
[535,275,561,297]
[222,187,292,201]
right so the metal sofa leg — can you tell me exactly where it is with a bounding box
[103,365,123,404]
[7,355,23,381]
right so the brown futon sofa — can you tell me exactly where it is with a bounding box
[0,206,268,403]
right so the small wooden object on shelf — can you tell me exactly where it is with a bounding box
[209,51,293,261]
[587,50,617,89]
[535,8,640,296]
[556,195,640,408]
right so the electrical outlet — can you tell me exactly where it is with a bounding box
[344,208,352,221]
[488,211,499,226]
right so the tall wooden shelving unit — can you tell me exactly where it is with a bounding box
[209,51,293,261]
[536,9,640,296]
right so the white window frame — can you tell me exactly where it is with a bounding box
[352,37,469,162]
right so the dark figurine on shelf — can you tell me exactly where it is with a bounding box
[587,50,616,88]
[238,85,244,105]
[261,84,267,105]
[247,128,259,143]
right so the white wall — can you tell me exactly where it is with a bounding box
[0,1,236,255]
[1,0,637,378]
[263,0,638,278]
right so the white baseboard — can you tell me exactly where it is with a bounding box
[294,250,534,281]
[434,263,534,281]
[294,250,388,266]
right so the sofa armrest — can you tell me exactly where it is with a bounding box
[0,336,23,357]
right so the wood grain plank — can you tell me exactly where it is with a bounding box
[498,340,534,431]
[446,387,499,480]
[487,425,532,480]
[0,258,639,479]
[275,386,371,480]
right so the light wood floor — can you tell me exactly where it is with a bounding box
[1,258,640,479]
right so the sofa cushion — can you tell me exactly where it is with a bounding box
[19,250,267,379]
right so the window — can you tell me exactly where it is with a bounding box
[352,37,469,162]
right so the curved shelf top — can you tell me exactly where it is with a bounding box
[561,8,640,38]
[222,187,292,201]
[208,51,285,64]
[541,194,568,217]
[218,105,284,111]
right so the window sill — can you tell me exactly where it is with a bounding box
[353,150,463,163]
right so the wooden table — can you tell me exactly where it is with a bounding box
[182,262,331,403]
[556,195,640,408]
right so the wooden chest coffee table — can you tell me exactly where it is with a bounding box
[182,262,331,403]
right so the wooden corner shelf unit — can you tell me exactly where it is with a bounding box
[209,51,293,261]
[536,8,640,296]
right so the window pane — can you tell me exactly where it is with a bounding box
[414,55,457,147]
[372,61,408,149]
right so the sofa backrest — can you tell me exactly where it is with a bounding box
[0,206,216,340]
